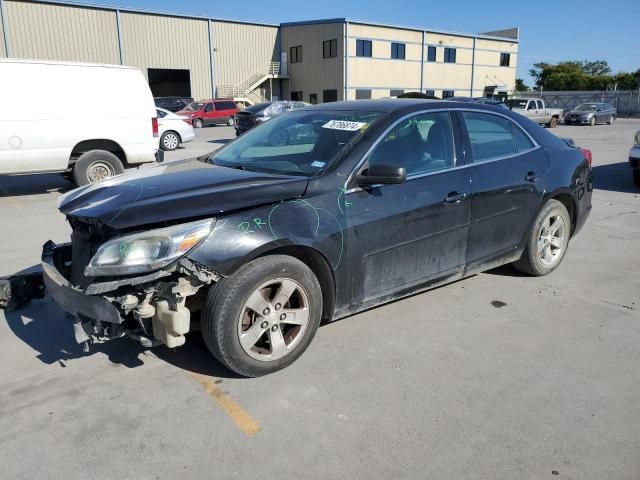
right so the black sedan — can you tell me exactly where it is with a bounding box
[564,102,616,126]
[17,100,593,377]
[234,101,309,136]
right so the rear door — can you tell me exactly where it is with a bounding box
[215,101,238,124]
[458,110,548,269]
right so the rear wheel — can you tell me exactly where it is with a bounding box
[201,255,322,377]
[160,131,180,151]
[633,170,640,186]
[193,118,203,129]
[608,115,615,125]
[72,150,124,186]
[513,200,571,276]
[548,117,558,128]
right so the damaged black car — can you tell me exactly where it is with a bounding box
[1,100,593,377]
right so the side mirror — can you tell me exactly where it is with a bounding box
[354,163,406,187]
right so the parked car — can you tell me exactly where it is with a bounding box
[564,103,616,126]
[630,130,640,186]
[449,96,509,109]
[177,99,239,128]
[398,92,441,100]
[235,101,309,136]
[154,96,194,113]
[12,100,592,377]
[156,108,195,151]
[0,59,160,186]
[505,98,564,128]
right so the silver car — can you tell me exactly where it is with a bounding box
[565,103,616,126]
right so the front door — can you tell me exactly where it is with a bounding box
[202,102,216,125]
[458,110,548,268]
[344,111,471,304]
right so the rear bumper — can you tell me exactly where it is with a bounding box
[41,242,122,324]
[573,169,593,236]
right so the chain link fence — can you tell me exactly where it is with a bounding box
[513,90,640,117]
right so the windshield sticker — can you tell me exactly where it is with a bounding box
[310,161,326,168]
[322,120,366,131]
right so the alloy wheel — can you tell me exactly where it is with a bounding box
[237,278,310,361]
[163,132,179,150]
[537,214,566,267]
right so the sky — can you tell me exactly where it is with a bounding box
[64,0,640,87]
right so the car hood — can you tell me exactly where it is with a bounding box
[58,158,309,230]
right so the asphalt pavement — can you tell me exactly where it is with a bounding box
[0,121,639,479]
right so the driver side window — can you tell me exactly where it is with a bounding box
[368,111,454,177]
[204,103,213,112]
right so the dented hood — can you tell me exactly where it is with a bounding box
[58,158,309,230]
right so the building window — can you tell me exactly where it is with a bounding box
[444,47,456,63]
[391,42,405,60]
[356,39,372,57]
[442,90,454,99]
[309,93,318,104]
[500,52,510,67]
[425,90,435,97]
[323,39,337,58]
[291,91,303,101]
[427,46,437,62]
[323,89,338,103]
[290,45,303,63]
[390,89,404,97]
[355,89,372,100]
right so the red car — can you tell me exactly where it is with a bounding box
[177,99,239,128]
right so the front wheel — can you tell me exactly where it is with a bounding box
[193,118,203,129]
[227,117,235,126]
[201,255,323,377]
[608,115,615,125]
[513,200,571,276]
[590,116,596,126]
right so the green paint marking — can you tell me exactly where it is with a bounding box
[238,222,255,234]
[253,218,267,229]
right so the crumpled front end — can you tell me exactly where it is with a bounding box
[41,236,221,352]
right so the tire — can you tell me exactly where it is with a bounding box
[548,117,558,128]
[590,116,596,126]
[201,255,323,377]
[160,131,180,151]
[72,150,124,186]
[633,170,640,186]
[226,117,235,126]
[193,118,203,129]
[513,200,571,276]
[608,115,615,125]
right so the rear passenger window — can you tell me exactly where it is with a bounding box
[512,124,535,152]
[369,112,454,176]
[217,101,237,110]
[462,112,516,161]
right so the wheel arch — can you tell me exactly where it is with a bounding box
[545,188,577,236]
[162,129,182,142]
[70,139,127,167]
[253,244,336,322]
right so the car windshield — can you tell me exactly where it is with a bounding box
[505,99,528,110]
[575,104,598,111]
[184,102,204,111]
[210,110,383,177]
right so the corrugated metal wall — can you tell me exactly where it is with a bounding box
[212,21,279,88]
[281,23,344,102]
[5,0,119,63]
[120,12,212,99]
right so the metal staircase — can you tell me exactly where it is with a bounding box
[217,62,286,104]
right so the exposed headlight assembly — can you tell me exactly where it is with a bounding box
[85,219,214,277]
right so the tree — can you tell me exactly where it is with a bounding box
[515,78,529,91]
[528,60,638,91]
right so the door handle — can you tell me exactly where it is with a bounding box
[525,171,540,182]
[444,192,467,204]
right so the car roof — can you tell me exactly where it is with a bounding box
[303,99,508,115]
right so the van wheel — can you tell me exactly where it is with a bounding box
[201,255,322,377]
[193,118,203,129]
[226,117,235,126]
[160,131,180,151]
[73,150,124,186]
[513,200,571,276]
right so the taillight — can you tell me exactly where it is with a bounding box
[152,117,159,137]
[183,119,192,125]
[578,147,592,168]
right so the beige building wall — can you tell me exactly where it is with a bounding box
[281,22,344,103]
[120,13,212,100]
[0,7,5,58]
[212,21,279,89]
[4,0,119,64]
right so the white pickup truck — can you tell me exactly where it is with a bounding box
[505,98,564,128]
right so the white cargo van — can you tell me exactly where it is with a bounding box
[0,59,160,185]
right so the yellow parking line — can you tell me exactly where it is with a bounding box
[191,372,261,437]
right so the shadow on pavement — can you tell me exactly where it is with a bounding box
[207,139,233,146]
[591,162,639,194]
[483,264,529,277]
[0,173,73,197]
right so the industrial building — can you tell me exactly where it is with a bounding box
[0,0,519,103]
